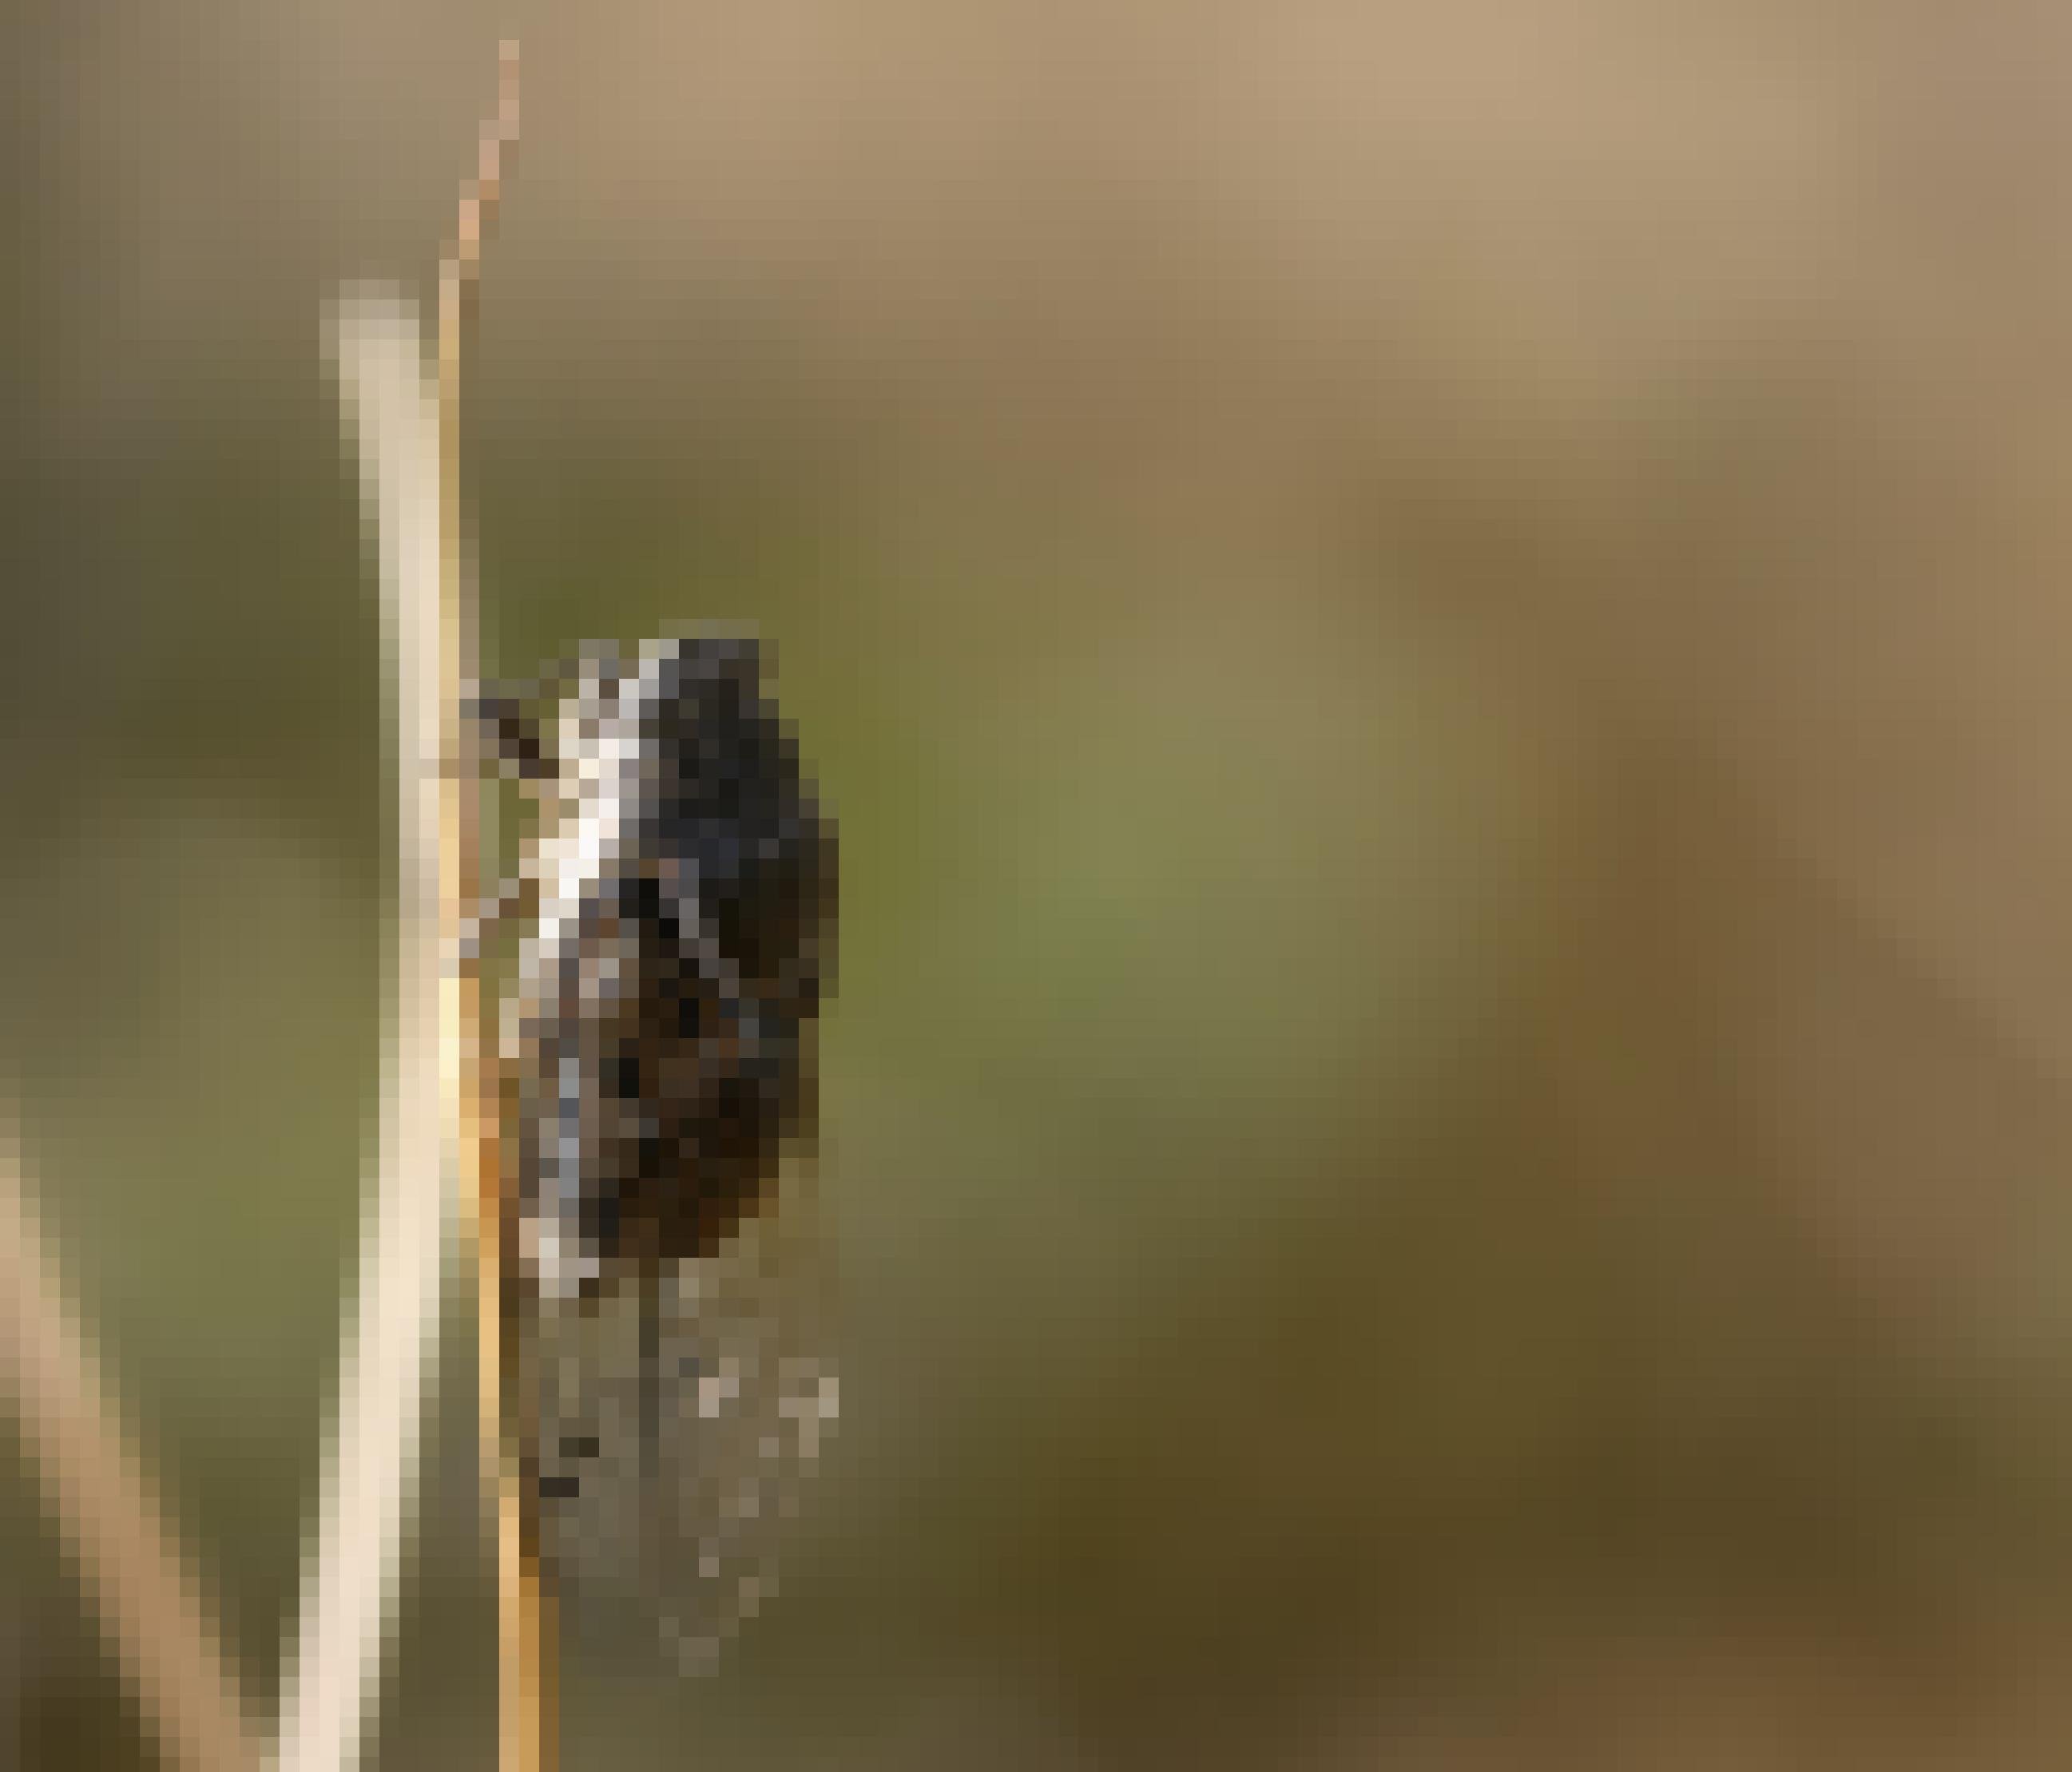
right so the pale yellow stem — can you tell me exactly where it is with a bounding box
[0,1124,261,1772]
[435,42,555,1772]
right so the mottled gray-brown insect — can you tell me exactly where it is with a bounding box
[473,632,838,1663]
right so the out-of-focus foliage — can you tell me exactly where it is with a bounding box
[10,4,2072,1766]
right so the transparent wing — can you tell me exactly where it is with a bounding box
[527,1162,838,1668]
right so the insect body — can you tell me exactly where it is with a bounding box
[477,632,837,1660]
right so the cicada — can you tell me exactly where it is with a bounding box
[471,632,838,1666]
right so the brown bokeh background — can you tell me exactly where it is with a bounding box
[10,4,2072,1766]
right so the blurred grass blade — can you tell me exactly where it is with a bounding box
[0,1120,261,1772]
[276,285,454,1772]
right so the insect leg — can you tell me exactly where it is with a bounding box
[462,681,557,784]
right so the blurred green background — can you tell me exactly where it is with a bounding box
[13,4,2072,1766]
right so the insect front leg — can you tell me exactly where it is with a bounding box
[457,665,571,962]
[466,641,629,783]
[463,678,558,785]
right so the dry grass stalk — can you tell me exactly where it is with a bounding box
[287,40,534,1772]
[433,42,554,1772]
[0,1123,261,1772]
[289,279,456,1772]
